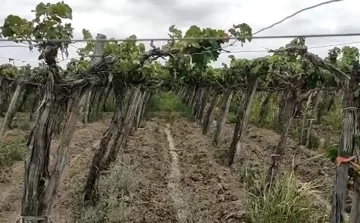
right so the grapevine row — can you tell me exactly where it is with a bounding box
[0,2,358,222]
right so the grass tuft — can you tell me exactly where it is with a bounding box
[0,137,27,170]
[75,164,135,223]
[238,163,327,223]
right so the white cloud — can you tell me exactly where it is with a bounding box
[0,0,359,68]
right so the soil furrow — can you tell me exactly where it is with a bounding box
[164,123,188,223]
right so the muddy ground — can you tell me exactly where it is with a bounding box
[0,115,336,222]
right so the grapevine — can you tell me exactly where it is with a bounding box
[0,1,359,222]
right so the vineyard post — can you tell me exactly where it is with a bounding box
[213,89,233,146]
[299,93,315,146]
[132,90,147,133]
[29,87,41,121]
[185,86,194,106]
[99,85,112,113]
[330,68,359,223]
[192,87,202,115]
[188,86,197,106]
[140,91,152,121]
[275,92,288,133]
[82,34,106,125]
[258,92,275,126]
[197,86,210,125]
[104,86,142,167]
[313,90,323,122]
[0,77,5,117]
[83,90,92,125]
[107,87,143,166]
[202,90,220,135]
[17,86,31,112]
[182,87,190,104]
[0,81,22,138]
[228,76,259,166]
[305,91,321,148]
[193,87,204,118]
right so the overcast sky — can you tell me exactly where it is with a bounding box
[0,0,359,68]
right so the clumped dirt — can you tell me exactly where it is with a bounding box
[119,117,248,223]
[170,119,247,223]
[122,118,177,223]
[0,119,109,223]
[221,123,335,202]
[0,114,338,223]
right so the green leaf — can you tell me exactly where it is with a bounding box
[6,15,24,25]
[53,2,72,19]
[35,3,48,17]
[82,29,93,40]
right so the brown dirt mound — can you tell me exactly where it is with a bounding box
[0,119,109,223]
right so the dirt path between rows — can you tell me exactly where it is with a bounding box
[119,118,248,223]
[122,118,176,222]
[170,119,247,223]
[1,115,333,223]
[0,119,109,223]
[164,123,188,223]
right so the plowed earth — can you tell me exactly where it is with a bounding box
[0,115,335,222]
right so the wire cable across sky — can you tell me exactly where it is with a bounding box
[0,32,358,43]
[252,0,344,35]
[1,38,360,65]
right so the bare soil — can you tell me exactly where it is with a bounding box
[0,119,109,223]
[121,119,177,223]
[170,119,247,222]
[112,117,247,223]
[221,123,335,203]
[0,115,336,223]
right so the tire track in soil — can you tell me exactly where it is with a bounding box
[164,123,188,223]
[170,118,247,223]
[0,119,109,223]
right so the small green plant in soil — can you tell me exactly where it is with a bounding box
[248,93,278,129]
[0,137,27,170]
[321,95,342,132]
[146,91,192,122]
[226,112,237,124]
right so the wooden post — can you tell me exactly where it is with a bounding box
[83,34,106,125]
[213,89,233,145]
[0,82,22,138]
[228,77,259,166]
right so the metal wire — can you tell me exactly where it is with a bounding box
[252,0,344,35]
[0,32,359,43]
[1,39,360,64]
[0,45,31,48]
